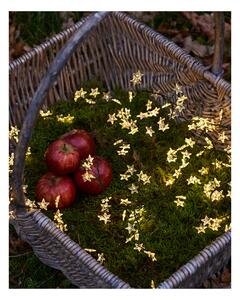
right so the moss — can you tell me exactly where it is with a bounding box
[11,12,87,47]
[9,251,75,288]
[22,86,230,288]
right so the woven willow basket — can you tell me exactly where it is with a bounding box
[9,12,231,288]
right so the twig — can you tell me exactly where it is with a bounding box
[9,251,33,258]
[37,270,61,288]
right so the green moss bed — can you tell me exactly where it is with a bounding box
[20,85,230,288]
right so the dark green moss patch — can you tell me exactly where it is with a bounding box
[23,86,230,288]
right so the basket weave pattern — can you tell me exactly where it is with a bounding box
[9,12,231,288]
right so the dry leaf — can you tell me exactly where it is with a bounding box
[221,267,231,283]
[182,12,231,42]
[183,35,193,53]
[191,40,214,58]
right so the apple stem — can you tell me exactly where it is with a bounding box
[62,143,68,152]
[50,175,57,185]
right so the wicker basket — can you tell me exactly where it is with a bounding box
[9,12,231,288]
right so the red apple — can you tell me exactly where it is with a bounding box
[35,172,77,209]
[45,139,80,175]
[73,155,112,194]
[61,129,96,160]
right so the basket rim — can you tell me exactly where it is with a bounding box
[11,209,231,288]
[9,15,88,71]
[11,209,131,288]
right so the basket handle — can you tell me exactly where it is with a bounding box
[212,12,225,77]
[12,11,109,209]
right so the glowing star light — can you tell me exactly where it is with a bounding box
[208,218,223,231]
[128,183,139,194]
[201,215,211,226]
[97,253,106,264]
[120,119,132,129]
[9,153,14,173]
[196,150,204,157]
[211,190,224,202]
[120,173,131,181]
[54,209,63,222]
[113,139,123,146]
[53,209,68,231]
[9,210,16,220]
[225,224,231,232]
[134,243,145,252]
[198,167,209,175]
[128,124,139,135]
[89,88,100,98]
[137,112,149,120]
[212,159,223,170]
[162,102,171,109]
[157,117,169,132]
[148,107,160,117]
[82,171,96,182]
[187,176,201,185]
[40,110,52,118]
[126,165,136,175]
[125,222,136,234]
[144,250,157,262]
[82,154,94,170]
[37,198,49,210]
[218,131,229,143]
[128,91,135,102]
[203,178,221,198]
[174,83,182,94]
[165,177,175,186]
[151,280,156,289]
[98,212,111,224]
[102,91,111,102]
[85,98,96,105]
[120,198,132,206]
[74,88,87,101]
[25,198,37,209]
[130,70,144,86]
[181,150,191,160]
[112,98,122,105]
[174,199,185,207]
[219,109,223,121]
[167,148,177,163]
[57,114,74,124]
[145,126,155,137]
[84,248,97,253]
[226,190,231,198]
[173,168,182,178]
[204,137,213,150]
[174,196,186,207]
[137,171,151,185]
[122,210,127,221]
[55,195,60,208]
[185,138,195,148]
[9,126,19,142]
[146,99,153,111]
[117,143,131,156]
[107,113,117,125]
[195,224,207,234]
